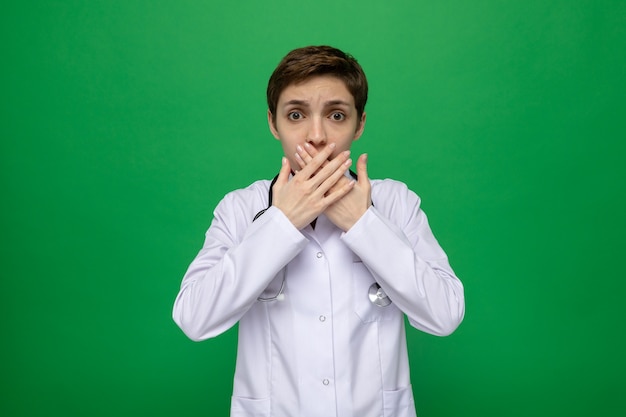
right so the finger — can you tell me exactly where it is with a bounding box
[315,155,352,193]
[302,142,320,161]
[296,145,314,166]
[322,170,356,204]
[356,153,368,185]
[294,149,307,170]
[295,143,322,169]
[298,143,331,173]
[298,143,336,178]
[309,151,350,189]
[275,157,291,187]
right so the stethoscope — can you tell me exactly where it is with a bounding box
[253,171,391,307]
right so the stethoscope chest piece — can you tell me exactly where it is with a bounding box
[368,283,391,307]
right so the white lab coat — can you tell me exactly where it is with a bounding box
[173,177,465,417]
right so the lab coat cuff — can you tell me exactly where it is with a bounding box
[251,205,309,247]
[342,206,409,251]
[343,206,379,240]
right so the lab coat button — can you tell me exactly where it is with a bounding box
[316,252,323,258]
[322,379,330,386]
[319,315,326,322]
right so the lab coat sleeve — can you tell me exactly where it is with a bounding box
[341,180,465,336]
[173,194,308,341]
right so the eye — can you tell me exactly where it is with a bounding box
[330,112,345,121]
[288,111,303,121]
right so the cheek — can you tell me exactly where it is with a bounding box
[330,121,359,139]
[281,143,296,158]
[334,132,357,149]
[276,126,305,146]
[277,139,299,165]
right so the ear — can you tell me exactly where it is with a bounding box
[353,112,367,141]
[267,109,280,140]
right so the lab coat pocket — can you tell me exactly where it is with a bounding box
[383,386,416,417]
[230,396,270,417]
[256,269,285,302]
[353,261,398,323]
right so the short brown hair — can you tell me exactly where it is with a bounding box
[267,45,368,121]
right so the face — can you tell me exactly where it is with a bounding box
[268,75,366,169]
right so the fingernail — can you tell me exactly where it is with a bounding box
[282,157,287,165]
[329,143,336,149]
[344,158,352,166]
[304,143,312,148]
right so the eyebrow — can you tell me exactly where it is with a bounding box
[282,99,352,108]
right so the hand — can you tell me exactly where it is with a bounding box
[295,143,371,231]
[272,143,356,230]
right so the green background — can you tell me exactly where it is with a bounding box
[2,1,625,416]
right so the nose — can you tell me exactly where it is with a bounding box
[306,116,327,146]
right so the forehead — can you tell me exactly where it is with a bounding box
[278,75,355,105]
